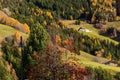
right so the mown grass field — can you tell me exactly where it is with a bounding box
[0,24,28,40]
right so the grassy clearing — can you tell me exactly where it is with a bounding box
[61,49,120,73]
[0,24,28,57]
[106,21,120,29]
[81,61,120,73]
[63,50,108,63]
[59,20,120,73]
[0,24,28,40]
[79,32,118,44]
[61,20,118,44]
[79,51,109,62]
[61,20,98,33]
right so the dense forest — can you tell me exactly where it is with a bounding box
[0,0,120,80]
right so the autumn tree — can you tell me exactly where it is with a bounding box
[45,11,53,19]
[22,23,48,79]
[55,35,61,44]
[23,23,30,34]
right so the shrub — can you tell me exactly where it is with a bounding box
[87,67,113,80]
[1,41,21,78]
[114,72,120,80]
[75,20,81,25]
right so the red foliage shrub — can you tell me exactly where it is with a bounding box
[26,42,89,80]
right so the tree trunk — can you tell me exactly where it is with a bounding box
[116,0,120,16]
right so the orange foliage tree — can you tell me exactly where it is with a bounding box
[0,11,30,34]
[62,37,74,52]
[55,35,61,44]
[23,23,30,34]
[14,31,21,41]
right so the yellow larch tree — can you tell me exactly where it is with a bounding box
[23,23,30,34]
[46,11,53,19]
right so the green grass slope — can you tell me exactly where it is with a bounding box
[61,49,120,73]
[106,21,120,29]
[0,24,28,40]
[0,24,28,57]
[60,20,120,73]
[61,20,118,44]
